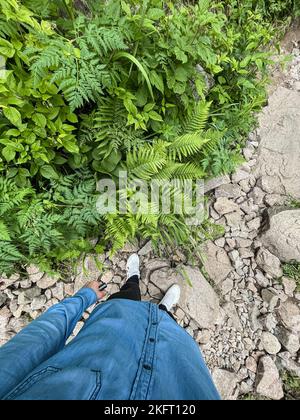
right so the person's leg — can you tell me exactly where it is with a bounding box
[108,275,141,301]
[158,304,177,322]
[107,254,141,302]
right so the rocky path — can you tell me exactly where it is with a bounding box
[1,26,300,400]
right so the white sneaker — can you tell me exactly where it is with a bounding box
[159,284,181,312]
[126,253,140,279]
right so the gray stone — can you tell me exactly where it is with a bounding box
[37,274,59,290]
[51,282,64,301]
[281,277,297,297]
[261,332,281,355]
[245,356,257,373]
[277,352,300,377]
[0,274,20,290]
[225,211,243,229]
[260,209,300,263]
[276,327,300,354]
[31,295,46,311]
[258,175,285,195]
[24,287,41,300]
[256,248,283,278]
[222,302,243,331]
[232,169,250,184]
[138,241,152,256]
[255,87,300,200]
[246,217,261,231]
[212,369,239,400]
[214,197,239,215]
[201,241,232,285]
[150,266,221,329]
[195,329,212,345]
[256,356,284,400]
[235,238,253,248]
[215,183,242,199]
[74,255,103,293]
[249,187,265,206]
[277,298,300,333]
[26,265,44,283]
[204,175,231,193]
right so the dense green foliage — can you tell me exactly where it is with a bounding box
[0,0,297,274]
[282,261,300,291]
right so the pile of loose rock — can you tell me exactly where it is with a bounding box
[1,29,300,400]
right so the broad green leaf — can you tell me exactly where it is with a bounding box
[40,165,59,180]
[3,107,22,126]
[149,110,163,122]
[0,39,15,58]
[2,146,16,162]
[32,113,47,128]
[62,139,79,154]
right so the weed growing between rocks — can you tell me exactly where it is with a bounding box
[282,261,300,291]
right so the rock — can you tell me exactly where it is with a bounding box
[142,259,170,282]
[265,194,287,207]
[106,283,120,296]
[204,175,231,193]
[24,287,41,300]
[245,356,257,373]
[26,265,44,283]
[232,169,250,184]
[256,356,284,400]
[222,302,243,331]
[281,277,296,297]
[101,270,115,284]
[74,255,103,293]
[200,241,232,285]
[277,298,300,333]
[215,183,242,199]
[36,274,59,290]
[0,274,20,290]
[249,187,265,206]
[261,332,281,355]
[195,329,212,345]
[277,352,300,377]
[138,240,152,256]
[51,282,64,301]
[246,217,261,231]
[225,211,243,229]
[235,238,252,248]
[212,369,239,400]
[19,279,32,289]
[64,283,74,296]
[31,295,46,311]
[255,87,300,200]
[150,266,221,329]
[258,175,285,195]
[261,289,280,311]
[221,278,234,295]
[256,248,283,278]
[214,237,225,248]
[276,327,300,354]
[121,240,139,253]
[260,209,300,263]
[214,197,239,215]
[0,292,7,307]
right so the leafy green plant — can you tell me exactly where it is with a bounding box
[282,371,300,400]
[0,0,296,275]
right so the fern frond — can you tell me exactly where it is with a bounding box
[168,133,210,161]
[185,101,211,133]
